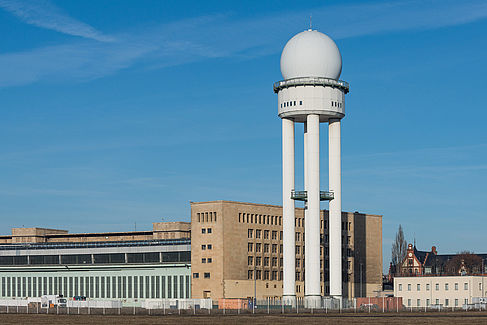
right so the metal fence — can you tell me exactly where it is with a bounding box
[0,298,486,316]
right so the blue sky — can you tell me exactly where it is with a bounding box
[0,0,486,271]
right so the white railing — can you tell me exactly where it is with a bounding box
[274,77,349,93]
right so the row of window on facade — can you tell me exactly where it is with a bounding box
[0,252,190,266]
[295,218,352,232]
[247,242,281,254]
[0,275,190,299]
[239,213,282,226]
[192,272,210,279]
[248,256,280,267]
[331,101,342,108]
[406,298,469,307]
[281,100,303,108]
[201,228,212,234]
[247,242,353,260]
[197,212,217,223]
[280,100,342,109]
[247,270,282,281]
[248,229,281,240]
[399,282,475,292]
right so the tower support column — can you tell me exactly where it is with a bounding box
[282,118,296,305]
[329,118,342,300]
[303,122,309,295]
[305,114,321,308]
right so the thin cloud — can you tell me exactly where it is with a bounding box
[0,0,486,87]
[0,0,114,42]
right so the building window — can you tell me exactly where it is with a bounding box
[399,284,402,291]
[248,270,253,280]
[408,284,411,291]
[272,271,277,280]
[264,271,269,280]
[296,246,300,254]
[256,230,261,239]
[455,299,458,307]
[293,101,296,106]
[272,231,277,240]
[264,244,269,253]
[455,283,458,290]
[408,299,411,307]
[207,244,212,250]
[296,272,300,281]
[248,256,253,266]
[207,258,212,263]
[264,230,269,239]
[300,101,302,105]
[264,257,269,266]
[248,243,253,252]
[207,228,212,234]
[256,243,261,252]
[445,299,449,306]
[417,284,420,291]
[435,299,439,305]
[445,283,449,291]
[417,299,420,307]
[202,229,206,234]
[272,257,277,267]
[296,259,300,267]
[204,273,210,279]
[256,270,261,280]
[248,229,253,238]
[201,245,206,250]
[465,298,468,305]
[256,257,261,266]
[464,283,468,290]
[202,258,206,263]
[426,299,430,306]
[435,283,439,291]
[426,283,430,291]
[272,244,277,253]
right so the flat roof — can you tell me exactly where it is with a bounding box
[190,200,382,217]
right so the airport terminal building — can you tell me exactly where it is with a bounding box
[0,201,382,302]
[0,223,191,303]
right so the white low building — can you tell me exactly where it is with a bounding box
[394,276,487,308]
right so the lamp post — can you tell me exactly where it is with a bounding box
[360,263,363,297]
[254,234,256,313]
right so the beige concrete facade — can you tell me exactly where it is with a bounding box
[0,222,190,244]
[394,276,487,307]
[190,200,382,300]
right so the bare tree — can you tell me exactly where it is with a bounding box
[392,225,407,271]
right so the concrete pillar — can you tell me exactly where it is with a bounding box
[329,118,342,299]
[305,114,321,308]
[282,118,296,305]
[304,122,309,295]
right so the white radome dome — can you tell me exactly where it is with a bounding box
[280,30,342,80]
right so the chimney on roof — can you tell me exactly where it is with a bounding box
[431,246,437,255]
